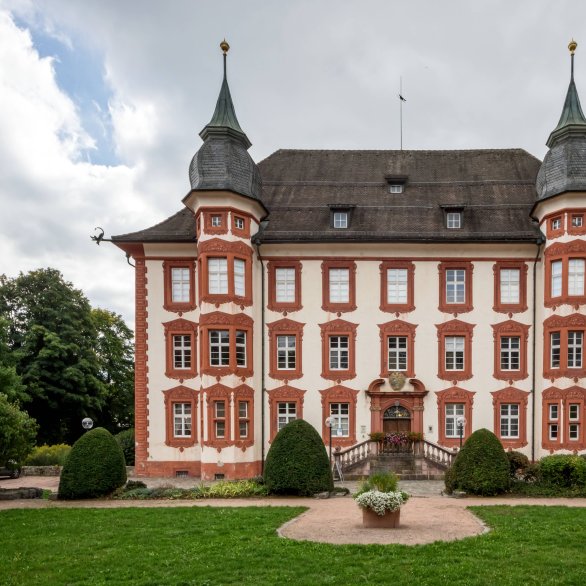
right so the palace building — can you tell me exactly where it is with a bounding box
[112,40,586,479]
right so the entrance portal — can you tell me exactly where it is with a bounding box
[383,404,411,434]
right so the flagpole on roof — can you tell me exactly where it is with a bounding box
[399,77,406,151]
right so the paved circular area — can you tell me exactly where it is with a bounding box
[3,477,586,546]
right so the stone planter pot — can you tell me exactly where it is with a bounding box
[361,507,401,528]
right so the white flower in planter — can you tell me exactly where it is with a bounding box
[355,490,406,516]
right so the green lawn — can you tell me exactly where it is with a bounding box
[1,505,585,585]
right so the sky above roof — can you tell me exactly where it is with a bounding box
[0,0,584,325]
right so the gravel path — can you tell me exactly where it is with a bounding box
[3,477,586,546]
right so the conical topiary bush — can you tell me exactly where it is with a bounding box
[58,427,127,499]
[264,419,333,496]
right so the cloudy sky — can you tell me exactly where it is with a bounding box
[0,0,584,326]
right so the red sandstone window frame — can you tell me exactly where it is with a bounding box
[546,214,564,239]
[267,260,303,313]
[436,319,475,382]
[163,385,198,448]
[163,259,196,313]
[378,319,416,378]
[321,259,357,313]
[231,213,251,238]
[435,386,475,448]
[267,318,304,381]
[492,261,528,314]
[543,314,586,379]
[204,210,229,235]
[319,385,359,448]
[437,261,474,314]
[379,260,415,313]
[492,320,530,381]
[233,384,254,450]
[198,239,253,307]
[200,312,253,377]
[491,387,529,449]
[204,383,233,449]
[541,387,586,451]
[544,241,586,308]
[319,319,358,381]
[163,318,198,380]
[267,385,306,441]
[568,211,586,236]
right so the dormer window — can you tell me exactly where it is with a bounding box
[447,212,462,229]
[389,184,403,194]
[333,212,348,229]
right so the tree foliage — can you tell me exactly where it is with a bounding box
[445,428,510,496]
[264,419,333,496]
[58,427,127,499]
[0,269,134,444]
[0,393,37,466]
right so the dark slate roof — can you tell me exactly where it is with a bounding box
[537,54,586,201]
[257,149,542,243]
[112,208,196,243]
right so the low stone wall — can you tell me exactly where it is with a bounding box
[22,466,61,476]
[0,487,43,500]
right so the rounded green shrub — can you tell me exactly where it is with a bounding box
[25,444,71,466]
[538,455,586,488]
[507,450,530,479]
[264,419,333,496]
[115,428,135,466]
[58,427,127,499]
[444,428,510,496]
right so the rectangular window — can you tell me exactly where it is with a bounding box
[445,336,464,370]
[549,423,559,441]
[389,184,403,193]
[209,330,230,366]
[500,404,519,438]
[277,335,296,370]
[569,403,580,420]
[171,267,190,302]
[329,268,350,303]
[333,212,348,229]
[549,404,559,420]
[211,215,222,227]
[387,268,408,304]
[568,259,585,296]
[447,212,461,229]
[234,216,245,230]
[277,402,297,431]
[551,218,561,231]
[275,268,295,303]
[551,260,562,298]
[235,331,247,367]
[173,403,192,437]
[388,336,407,371]
[329,336,349,370]
[238,401,249,439]
[572,215,584,228]
[330,403,350,437]
[446,269,466,303]
[550,332,561,368]
[173,335,192,369]
[568,331,583,368]
[500,268,520,304]
[569,423,580,441]
[234,258,245,297]
[500,336,520,371]
[208,258,228,294]
[214,401,226,438]
[445,403,464,438]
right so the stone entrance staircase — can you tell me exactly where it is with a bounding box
[333,439,456,480]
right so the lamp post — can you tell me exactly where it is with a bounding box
[456,416,466,449]
[325,416,334,463]
[82,417,94,432]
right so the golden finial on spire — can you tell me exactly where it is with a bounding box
[569,39,578,55]
[220,39,230,55]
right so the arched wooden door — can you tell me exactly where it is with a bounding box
[383,404,411,433]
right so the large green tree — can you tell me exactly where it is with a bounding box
[0,317,25,403]
[0,393,37,466]
[91,308,134,432]
[0,269,134,444]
